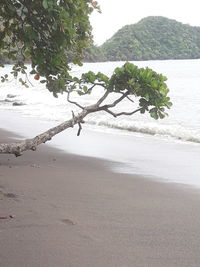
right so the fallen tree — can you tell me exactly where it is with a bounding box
[0,1,172,156]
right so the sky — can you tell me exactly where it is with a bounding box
[90,0,200,45]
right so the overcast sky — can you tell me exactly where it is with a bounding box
[90,0,200,45]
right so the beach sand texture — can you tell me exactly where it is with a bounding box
[1,128,200,267]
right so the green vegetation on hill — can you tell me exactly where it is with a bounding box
[83,45,106,62]
[85,16,200,62]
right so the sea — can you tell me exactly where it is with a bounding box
[0,59,200,187]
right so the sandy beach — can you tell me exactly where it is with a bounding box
[1,126,200,267]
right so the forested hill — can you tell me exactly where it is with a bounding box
[86,16,200,62]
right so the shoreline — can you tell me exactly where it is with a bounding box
[1,128,200,266]
[0,109,200,187]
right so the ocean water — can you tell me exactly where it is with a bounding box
[1,60,200,187]
[1,59,200,144]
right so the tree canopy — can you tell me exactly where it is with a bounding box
[0,0,99,91]
[0,1,172,156]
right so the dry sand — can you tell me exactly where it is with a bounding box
[1,129,200,267]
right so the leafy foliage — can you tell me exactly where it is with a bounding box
[96,16,200,61]
[0,0,99,89]
[109,63,172,118]
[72,62,172,119]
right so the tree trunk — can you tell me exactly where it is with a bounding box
[0,109,89,156]
[0,89,143,156]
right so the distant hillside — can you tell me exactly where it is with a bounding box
[87,16,200,62]
[83,45,106,62]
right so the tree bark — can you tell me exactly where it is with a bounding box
[0,89,142,157]
[0,108,89,156]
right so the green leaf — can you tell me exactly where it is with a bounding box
[30,70,36,75]
[150,111,159,120]
[83,86,88,93]
[158,111,165,119]
[159,86,169,95]
[40,80,47,84]
[42,0,48,9]
[150,80,159,89]
[166,102,173,108]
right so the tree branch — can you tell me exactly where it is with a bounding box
[96,90,110,106]
[104,107,142,117]
[126,95,134,103]
[0,90,139,156]
[99,90,129,110]
[77,122,82,136]
[67,92,84,110]
[0,109,89,156]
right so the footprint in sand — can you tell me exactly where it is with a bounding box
[61,219,76,225]
[3,193,17,199]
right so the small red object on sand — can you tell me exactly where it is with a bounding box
[0,216,8,219]
[0,215,15,219]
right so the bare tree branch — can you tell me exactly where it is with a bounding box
[118,92,134,104]
[126,95,134,103]
[25,73,34,87]
[77,122,82,136]
[67,92,84,110]
[71,111,75,126]
[84,84,95,94]
[67,83,107,110]
[104,107,142,117]
[95,90,110,106]
[99,90,129,110]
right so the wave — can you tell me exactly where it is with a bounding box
[1,95,200,145]
[86,119,200,144]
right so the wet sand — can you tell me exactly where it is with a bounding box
[1,128,200,266]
